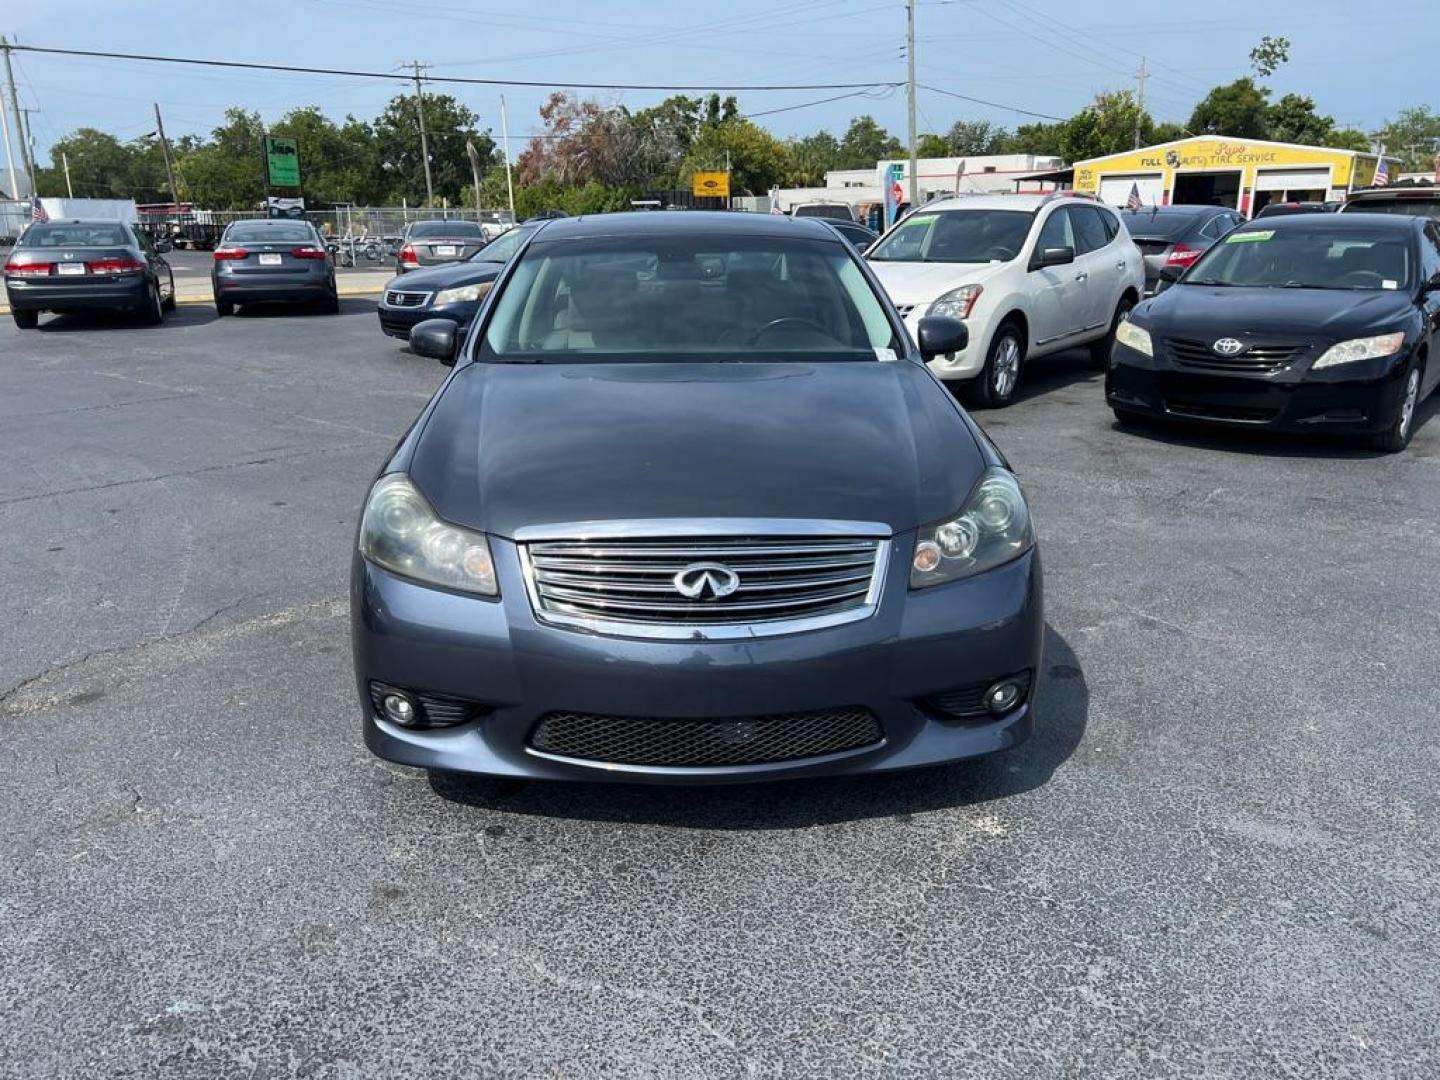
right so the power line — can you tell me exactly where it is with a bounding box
[743,88,894,120]
[7,43,904,93]
[917,84,1065,122]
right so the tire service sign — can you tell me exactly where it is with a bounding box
[265,136,301,188]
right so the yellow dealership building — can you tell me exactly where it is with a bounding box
[1071,136,1386,217]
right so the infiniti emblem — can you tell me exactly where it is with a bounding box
[673,562,741,600]
[1212,338,1246,356]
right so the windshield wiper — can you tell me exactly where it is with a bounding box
[1187,279,1236,287]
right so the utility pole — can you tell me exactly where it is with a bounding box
[19,106,38,195]
[2,37,30,196]
[61,150,73,197]
[153,103,181,208]
[500,94,516,223]
[905,0,918,208]
[408,61,434,208]
[1133,56,1149,149]
[0,89,15,199]
[465,139,483,221]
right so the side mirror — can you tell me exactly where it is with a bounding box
[1033,245,1075,270]
[409,319,459,366]
[916,315,969,361]
[1154,263,1184,294]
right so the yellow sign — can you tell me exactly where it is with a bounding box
[692,171,731,198]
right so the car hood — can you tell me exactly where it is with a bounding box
[385,260,505,292]
[1141,283,1415,341]
[866,260,1010,306]
[408,360,984,538]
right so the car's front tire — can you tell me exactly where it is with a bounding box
[12,308,38,329]
[1111,406,1150,428]
[1090,295,1135,371]
[1372,360,1423,453]
[215,299,234,318]
[162,273,177,311]
[971,321,1025,409]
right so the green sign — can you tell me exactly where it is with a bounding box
[265,136,300,188]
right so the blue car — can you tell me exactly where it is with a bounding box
[351,212,1043,785]
[377,225,535,341]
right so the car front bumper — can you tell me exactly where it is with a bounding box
[1106,341,1412,434]
[5,276,149,312]
[351,537,1044,784]
[376,299,477,340]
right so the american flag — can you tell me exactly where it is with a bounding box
[1125,182,1143,210]
[1373,158,1389,187]
[30,195,49,223]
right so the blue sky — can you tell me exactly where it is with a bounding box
[5,0,1432,165]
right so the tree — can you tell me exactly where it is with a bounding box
[916,133,949,158]
[35,128,165,200]
[784,131,840,186]
[269,107,384,206]
[1249,35,1291,78]
[1266,94,1339,147]
[1000,121,1064,156]
[945,119,1009,156]
[1376,106,1440,172]
[1188,78,1271,139]
[180,108,268,209]
[373,92,495,206]
[836,115,902,169]
[683,119,790,195]
[1058,91,1153,161]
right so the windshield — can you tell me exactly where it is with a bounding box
[794,205,853,220]
[480,235,901,363]
[410,220,484,238]
[1185,227,1414,290]
[1123,211,1205,240]
[868,209,1032,263]
[225,222,314,243]
[471,226,532,264]
[21,223,130,247]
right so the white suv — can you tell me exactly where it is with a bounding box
[867,194,1145,407]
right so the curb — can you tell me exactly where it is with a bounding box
[1,285,383,316]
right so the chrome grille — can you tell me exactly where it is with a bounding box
[519,524,889,639]
[1166,337,1302,373]
[384,289,430,308]
[529,707,883,767]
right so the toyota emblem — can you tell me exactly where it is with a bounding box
[1212,338,1246,356]
[673,562,740,600]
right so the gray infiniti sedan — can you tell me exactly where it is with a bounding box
[351,212,1043,785]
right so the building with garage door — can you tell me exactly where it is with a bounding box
[1071,137,1387,218]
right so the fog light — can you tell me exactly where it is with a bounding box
[984,680,1023,715]
[381,692,417,726]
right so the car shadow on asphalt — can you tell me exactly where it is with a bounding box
[427,624,1087,829]
[23,298,373,332]
[951,348,1101,414]
[1107,394,1440,460]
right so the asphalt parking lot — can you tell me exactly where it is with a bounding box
[2,303,1437,1079]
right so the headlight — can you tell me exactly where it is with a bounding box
[1312,332,1405,370]
[911,468,1033,589]
[359,473,498,596]
[1114,318,1152,357]
[928,284,983,322]
[433,281,492,306]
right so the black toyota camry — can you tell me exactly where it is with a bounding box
[1107,213,1440,452]
[377,224,535,341]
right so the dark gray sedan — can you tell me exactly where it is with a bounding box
[211,220,337,316]
[4,220,174,328]
[351,212,1043,786]
[1123,205,1246,294]
[395,220,487,273]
